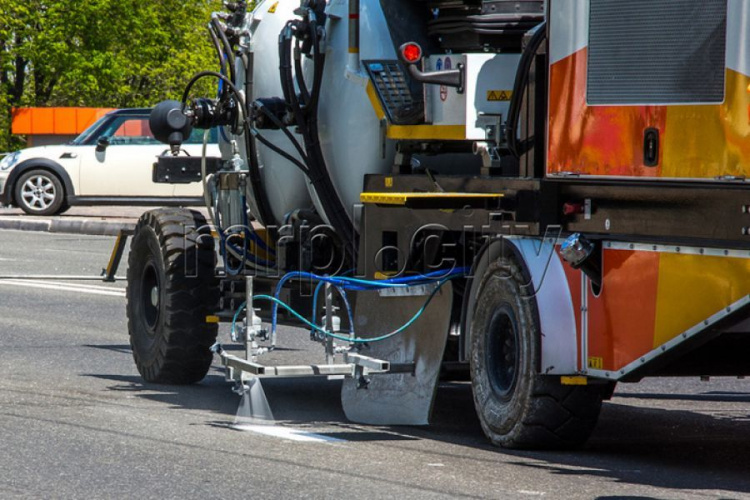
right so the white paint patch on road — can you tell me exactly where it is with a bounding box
[518,490,546,496]
[233,424,346,443]
[0,279,126,297]
[50,281,127,293]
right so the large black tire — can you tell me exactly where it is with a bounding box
[126,208,219,384]
[14,169,66,215]
[470,257,605,449]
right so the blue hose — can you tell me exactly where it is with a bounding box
[270,267,469,337]
[233,277,448,345]
[226,240,276,268]
[310,280,355,338]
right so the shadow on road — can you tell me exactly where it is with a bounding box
[421,383,750,496]
[616,391,750,403]
[83,372,239,416]
[85,363,750,495]
[84,344,132,355]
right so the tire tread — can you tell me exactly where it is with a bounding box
[470,256,606,450]
[126,208,218,385]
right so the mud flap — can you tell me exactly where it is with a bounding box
[341,282,453,425]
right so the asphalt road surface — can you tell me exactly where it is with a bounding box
[2,230,750,499]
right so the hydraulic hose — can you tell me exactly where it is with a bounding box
[232,275,456,345]
[294,38,312,106]
[506,21,546,158]
[269,267,470,337]
[251,128,309,173]
[207,26,230,94]
[183,70,278,259]
[241,55,277,229]
[310,280,355,338]
[278,15,358,265]
[256,104,309,164]
[210,16,237,85]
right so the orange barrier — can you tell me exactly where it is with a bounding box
[11,107,115,136]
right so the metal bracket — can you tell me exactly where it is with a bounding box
[399,54,465,94]
[102,229,133,282]
[213,343,400,385]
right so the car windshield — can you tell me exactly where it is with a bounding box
[70,111,219,146]
[100,116,161,145]
[69,115,110,145]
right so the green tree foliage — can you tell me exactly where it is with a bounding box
[0,0,223,151]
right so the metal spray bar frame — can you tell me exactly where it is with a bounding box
[216,276,415,385]
[215,347,405,380]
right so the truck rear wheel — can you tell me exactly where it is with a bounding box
[469,257,604,449]
[126,208,219,384]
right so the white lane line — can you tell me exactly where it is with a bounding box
[0,279,126,297]
[233,424,345,443]
[53,281,126,293]
[3,279,125,293]
[1,278,126,293]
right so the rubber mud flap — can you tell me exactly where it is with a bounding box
[341,282,453,425]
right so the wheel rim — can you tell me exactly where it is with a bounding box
[141,261,161,332]
[21,175,56,210]
[485,305,520,400]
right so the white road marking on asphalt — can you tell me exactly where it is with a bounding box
[0,279,126,297]
[0,279,125,293]
[518,491,545,496]
[233,424,345,443]
[2,278,126,293]
[427,463,445,467]
[48,281,127,293]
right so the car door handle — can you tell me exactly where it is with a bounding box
[60,152,77,159]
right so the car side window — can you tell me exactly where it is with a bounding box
[184,127,219,144]
[102,117,161,146]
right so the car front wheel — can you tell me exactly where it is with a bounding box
[14,169,65,215]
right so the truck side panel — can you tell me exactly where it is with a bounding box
[562,245,750,375]
[547,0,750,180]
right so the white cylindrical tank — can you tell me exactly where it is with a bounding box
[241,0,396,227]
[240,0,313,226]
[304,0,396,224]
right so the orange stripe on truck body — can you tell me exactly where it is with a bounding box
[561,247,750,373]
[586,249,660,372]
[548,49,750,180]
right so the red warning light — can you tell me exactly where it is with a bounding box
[400,43,422,64]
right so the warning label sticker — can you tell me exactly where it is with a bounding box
[587,357,604,370]
[487,90,513,102]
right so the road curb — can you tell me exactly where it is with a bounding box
[0,218,51,233]
[0,217,134,236]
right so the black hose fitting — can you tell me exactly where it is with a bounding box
[192,98,237,130]
[252,98,290,130]
[150,100,193,154]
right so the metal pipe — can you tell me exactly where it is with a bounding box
[325,282,334,364]
[344,352,390,372]
[246,275,254,360]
